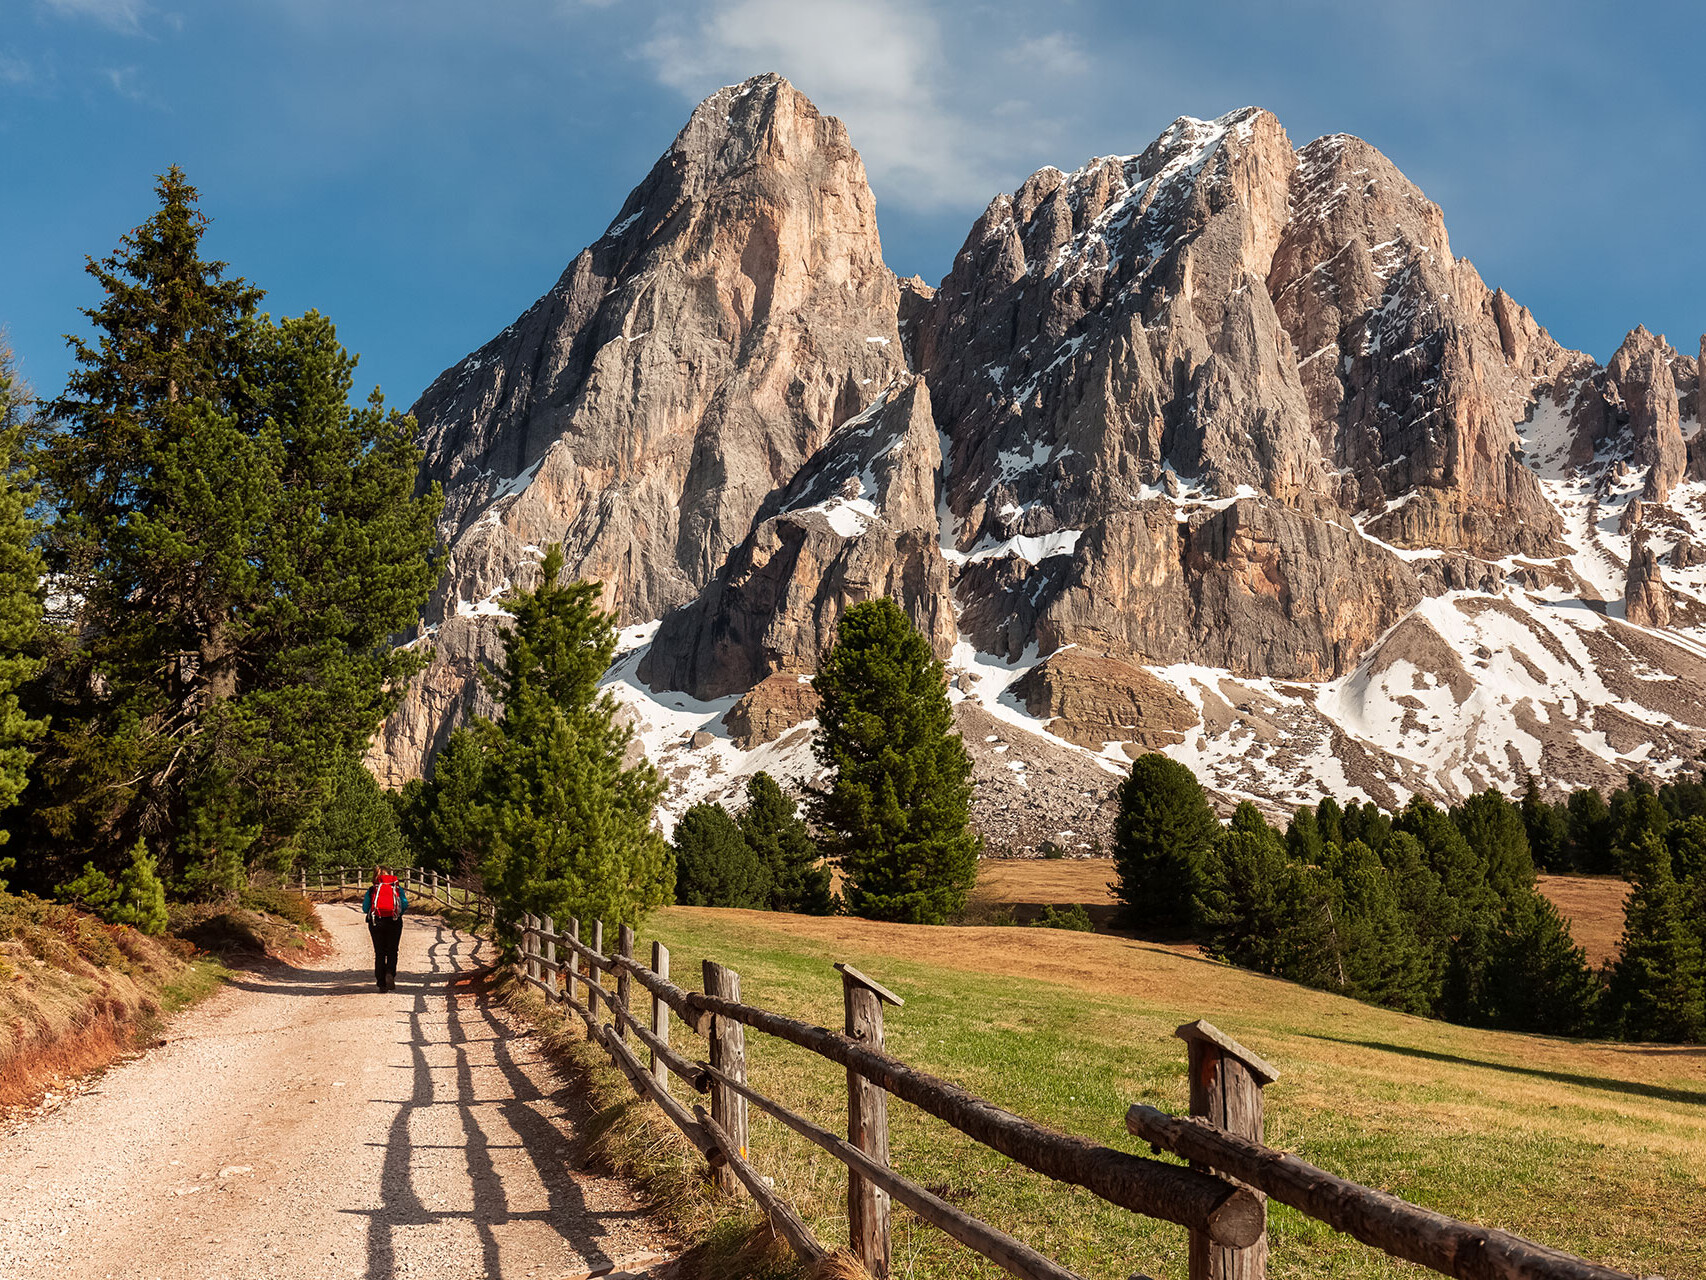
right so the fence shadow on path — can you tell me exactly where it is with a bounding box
[348,920,642,1280]
[1308,1034,1706,1107]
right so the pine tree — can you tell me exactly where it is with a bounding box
[1324,840,1434,1014]
[810,598,979,924]
[1454,789,1536,899]
[1521,775,1570,871]
[479,546,670,934]
[26,171,441,892]
[400,722,498,875]
[739,772,833,914]
[299,754,409,870]
[1113,753,1219,931]
[1566,787,1614,872]
[1477,890,1600,1035]
[1606,831,1706,1042]
[673,801,769,908]
[57,838,168,935]
[0,348,46,875]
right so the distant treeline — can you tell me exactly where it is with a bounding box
[1116,757,1706,1043]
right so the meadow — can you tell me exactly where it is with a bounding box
[514,897,1701,1280]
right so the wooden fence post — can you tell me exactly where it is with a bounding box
[617,925,634,1044]
[703,960,747,1195]
[1177,1020,1279,1280]
[567,918,582,1011]
[838,963,903,1279]
[543,915,557,997]
[591,921,605,1023]
[650,941,670,1091]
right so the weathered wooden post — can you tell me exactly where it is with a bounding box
[650,941,671,1090]
[1176,1020,1279,1280]
[837,963,903,1278]
[567,918,582,1013]
[703,960,747,1194]
[523,915,537,987]
[590,921,605,1024]
[543,915,557,997]
[617,925,635,1044]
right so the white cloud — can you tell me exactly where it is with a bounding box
[0,51,36,87]
[643,0,1003,209]
[40,0,148,35]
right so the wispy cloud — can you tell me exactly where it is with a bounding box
[40,0,148,36]
[0,50,36,87]
[101,65,151,102]
[643,0,1011,209]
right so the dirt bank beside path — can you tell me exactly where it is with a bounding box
[0,904,675,1280]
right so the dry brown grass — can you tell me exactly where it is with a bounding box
[0,892,207,1113]
[1536,874,1629,967]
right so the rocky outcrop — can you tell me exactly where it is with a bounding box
[1610,328,1687,503]
[1011,650,1198,750]
[1626,538,1672,628]
[722,673,821,748]
[638,376,955,699]
[384,74,907,776]
[1269,135,1571,557]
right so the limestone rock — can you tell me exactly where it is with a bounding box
[1626,538,1672,628]
[1619,497,1645,535]
[1269,136,1571,557]
[1011,650,1198,750]
[383,73,906,777]
[638,375,955,699]
[722,673,821,749]
[1608,327,1687,503]
[1671,533,1700,569]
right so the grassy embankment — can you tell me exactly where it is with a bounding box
[511,896,1702,1280]
[0,885,329,1115]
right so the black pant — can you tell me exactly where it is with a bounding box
[369,916,403,987]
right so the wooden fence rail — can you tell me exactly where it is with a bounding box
[293,864,495,925]
[511,915,1649,1280]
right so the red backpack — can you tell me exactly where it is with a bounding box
[372,875,402,919]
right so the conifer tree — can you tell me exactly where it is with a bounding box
[810,598,979,924]
[299,755,409,870]
[673,801,769,908]
[1324,839,1433,1013]
[0,349,46,875]
[58,838,169,935]
[478,546,670,934]
[1606,831,1706,1042]
[400,722,498,874]
[1113,753,1219,931]
[1478,890,1599,1034]
[739,771,833,914]
[1454,789,1536,899]
[27,171,441,892]
[1521,775,1570,871]
[1566,787,1614,872]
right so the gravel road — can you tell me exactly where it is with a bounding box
[0,904,676,1280]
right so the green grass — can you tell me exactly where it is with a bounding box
[512,907,1706,1280]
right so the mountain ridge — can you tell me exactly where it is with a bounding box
[371,74,1706,852]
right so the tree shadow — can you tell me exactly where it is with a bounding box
[351,919,639,1279]
[1308,1034,1706,1107]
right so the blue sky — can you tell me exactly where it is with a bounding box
[3,0,1702,410]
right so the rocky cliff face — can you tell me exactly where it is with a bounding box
[372,74,906,781]
[379,75,1706,841]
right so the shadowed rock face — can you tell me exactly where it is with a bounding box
[637,375,955,700]
[375,78,1706,801]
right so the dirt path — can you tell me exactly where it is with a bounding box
[0,904,674,1280]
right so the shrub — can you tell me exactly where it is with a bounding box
[1029,904,1093,932]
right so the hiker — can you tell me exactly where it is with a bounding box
[363,865,407,991]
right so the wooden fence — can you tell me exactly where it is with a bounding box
[510,913,1651,1280]
[295,864,494,924]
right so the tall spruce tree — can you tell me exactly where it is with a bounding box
[478,546,670,934]
[399,721,498,875]
[740,771,834,914]
[810,598,979,924]
[27,170,441,892]
[673,801,769,908]
[1113,753,1219,931]
[1606,831,1706,1042]
[0,349,46,880]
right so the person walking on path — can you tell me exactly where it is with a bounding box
[363,865,407,990]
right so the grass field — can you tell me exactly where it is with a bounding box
[969,859,1631,966]
[556,904,1704,1280]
